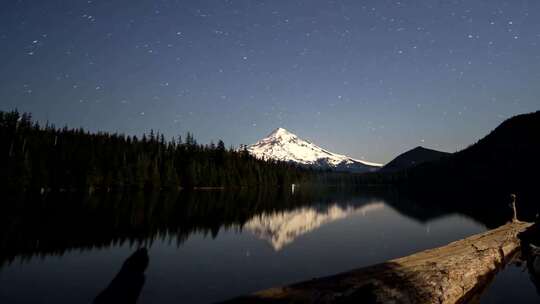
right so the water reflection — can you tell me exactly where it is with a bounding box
[522,226,540,296]
[245,202,385,250]
[479,222,540,303]
[0,188,536,303]
[0,189,393,266]
[0,188,516,268]
[94,248,149,304]
[527,248,540,295]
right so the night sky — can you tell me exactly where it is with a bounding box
[1,0,539,163]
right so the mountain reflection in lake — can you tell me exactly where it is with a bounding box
[244,202,385,251]
[0,188,534,303]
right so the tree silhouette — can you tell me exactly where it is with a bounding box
[0,110,312,191]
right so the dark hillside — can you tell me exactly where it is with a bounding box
[380,146,450,173]
[402,111,540,213]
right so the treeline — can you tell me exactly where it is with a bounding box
[0,110,310,191]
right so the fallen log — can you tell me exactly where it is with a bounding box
[224,221,532,304]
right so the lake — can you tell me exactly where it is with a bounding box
[0,188,538,303]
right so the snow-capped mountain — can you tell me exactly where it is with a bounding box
[247,128,382,173]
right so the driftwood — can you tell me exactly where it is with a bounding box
[224,221,532,304]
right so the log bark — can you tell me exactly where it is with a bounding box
[224,221,532,304]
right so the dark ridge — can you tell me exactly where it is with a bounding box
[402,110,540,204]
[379,146,451,173]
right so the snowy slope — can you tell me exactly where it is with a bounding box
[247,128,382,173]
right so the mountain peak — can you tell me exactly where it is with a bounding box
[248,128,382,173]
[268,127,295,138]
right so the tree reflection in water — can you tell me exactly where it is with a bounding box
[94,248,149,304]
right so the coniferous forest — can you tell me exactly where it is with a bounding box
[0,110,310,191]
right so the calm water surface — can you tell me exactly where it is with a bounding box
[0,189,538,303]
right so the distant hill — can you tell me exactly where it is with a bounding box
[403,110,540,203]
[380,146,450,173]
